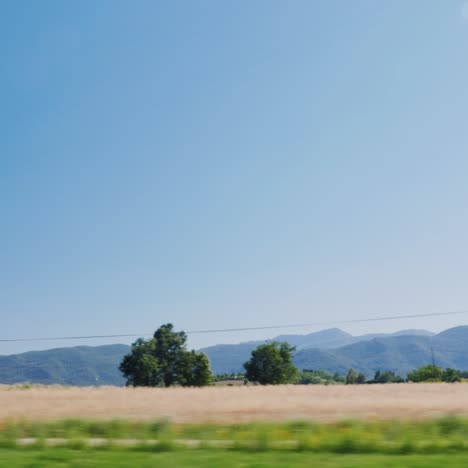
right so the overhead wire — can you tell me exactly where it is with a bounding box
[1,309,467,343]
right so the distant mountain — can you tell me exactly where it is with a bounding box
[0,344,130,386]
[294,326,468,378]
[360,329,435,340]
[294,335,433,377]
[200,328,356,374]
[391,329,435,337]
[200,327,435,374]
[195,342,260,376]
[274,328,356,349]
[0,327,464,386]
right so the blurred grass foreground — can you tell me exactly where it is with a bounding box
[2,417,468,453]
[2,418,468,466]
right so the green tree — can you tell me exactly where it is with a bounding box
[152,324,189,387]
[442,368,462,383]
[345,368,358,384]
[244,342,298,385]
[298,369,345,385]
[371,370,405,384]
[119,324,213,387]
[333,372,346,383]
[178,350,213,387]
[119,338,160,387]
[407,364,444,382]
[356,372,366,384]
[298,371,322,385]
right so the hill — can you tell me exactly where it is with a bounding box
[202,327,466,376]
[294,326,468,378]
[0,327,465,385]
[0,344,130,386]
[200,328,356,375]
[200,328,435,374]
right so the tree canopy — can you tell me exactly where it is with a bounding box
[369,370,405,384]
[407,365,462,383]
[243,341,298,385]
[119,324,213,387]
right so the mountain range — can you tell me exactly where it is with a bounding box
[200,328,435,375]
[1,326,467,386]
[0,344,129,386]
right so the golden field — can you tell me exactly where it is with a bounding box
[1,383,468,423]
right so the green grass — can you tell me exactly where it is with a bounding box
[2,417,468,454]
[2,448,468,467]
[2,418,468,466]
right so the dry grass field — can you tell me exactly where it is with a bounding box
[1,383,468,423]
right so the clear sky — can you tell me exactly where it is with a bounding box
[2,1,468,355]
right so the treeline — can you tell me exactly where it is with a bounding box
[213,373,246,382]
[298,369,345,384]
[120,325,468,387]
[302,365,468,384]
[343,365,467,384]
[214,366,468,385]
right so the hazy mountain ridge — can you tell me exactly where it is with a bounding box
[200,328,436,374]
[0,344,129,386]
[0,327,466,386]
[294,327,468,377]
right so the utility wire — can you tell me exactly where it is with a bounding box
[1,309,467,343]
[186,310,468,334]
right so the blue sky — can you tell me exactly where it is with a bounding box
[2,1,468,355]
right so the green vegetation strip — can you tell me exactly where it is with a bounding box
[2,418,468,454]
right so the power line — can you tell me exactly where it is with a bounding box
[0,334,151,343]
[186,310,468,334]
[1,309,467,344]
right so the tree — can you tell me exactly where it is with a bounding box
[356,372,366,384]
[346,368,358,384]
[178,350,213,387]
[371,370,405,384]
[119,338,160,387]
[298,371,322,385]
[298,369,346,385]
[333,372,346,383]
[119,324,213,387]
[407,364,443,382]
[443,368,462,383]
[243,342,298,385]
[152,324,189,387]
[407,366,463,383]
